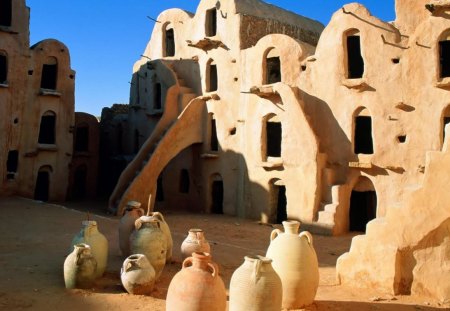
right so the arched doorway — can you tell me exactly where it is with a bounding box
[34,166,52,201]
[349,176,377,232]
[211,174,223,214]
[73,165,87,199]
[269,179,287,223]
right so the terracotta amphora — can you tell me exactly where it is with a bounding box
[71,220,109,278]
[229,255,282,311]
[180,229,211,259]
[266,220,319,309]
[130,216,167,280]
[119,201,145,257]
[148,211,173,261]
[166,252,227,311]
[121,254,156,295]
[64,243,97,289]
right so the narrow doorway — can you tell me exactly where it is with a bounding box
[211,175,223,214]
[73,165,87,199]
[354,113,373,154]
[347,34,364,79]
[34,171,50,201]
[156,176,164,202]
[349,190,377,232]
[210,117,219,151]
[276,185,287,223]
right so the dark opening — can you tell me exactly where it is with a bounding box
[0,54,7,83]
[266,121,282,157]
[391,58,400,64]
[74,126,89,152]
[397,135,407,143]
[0,0,12,27]
[179,169,190,193]
[117,124,123,154]
[266,57,281,84]
[354,116,373,154]
[349,190,377,232]
[6,150,18,180]
[205,8,217,37]
[347,35,364,79]
[229,127,236,135]
[210,118,219,151]
[440,40,450,78]
[208,64,218,92]
[154,83,162,110]
[165,28,175,57]
[212,180,223,214]
[34,171,49,201]
[443,116,450,142]
[156,176,164,201]
[38,114,56,144]
[134,130,140,154]
[73,165,87,200]
[40,64,58,90]
[276,185,287,223]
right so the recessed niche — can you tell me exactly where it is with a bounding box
[391,58,400,64]
[397,135,407,143]
[229,127,236,135]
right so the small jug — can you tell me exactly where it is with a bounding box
[180,229,211,259]
[64,243,97,289]
[121,254,156,295]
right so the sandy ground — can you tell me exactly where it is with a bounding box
[0,196,448,311]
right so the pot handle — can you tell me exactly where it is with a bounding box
[270,229,282,242]
[182,257,193,269]
[137,208,145,217]
[134,218,143,230]
[208,262,218,278]
[299,231,313,246]
[152,212,164,222]
[124,260,135,272]
[252,259,262,283]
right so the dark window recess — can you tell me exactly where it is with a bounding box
[210,119,219,151]
[205,8,217,37]
[38,115,56,144]
[73,165,87,200]
[34,171,49,201]
[276,185,287,224]
[0,0,12,27]
[179,169,190,193]
[209,64,218,92]
[266,57,281,84]
[74,126,89,152]
[347,35,364,79]
[443,116,450,142]
[212,180,223,214]
[0,54,7,83]
[266,122,282,157]
[439,40,450,78]
[392,58,400,64]
[6,150,18,180]
[40,64,57,90]
[154,83,162,110]
[156,177,164,201]
[397,135,407,143]
[354,116,373,154]
[165,28,175,57]
[229,127,236,135]
[349,190,377,232]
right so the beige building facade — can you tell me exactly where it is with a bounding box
[0,0,75,201]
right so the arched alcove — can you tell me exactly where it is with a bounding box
[439,29,450,78]
[353,107,373,155]
[210,173,223,214]
[74,123,89,152]
[269,179,287,224]
[34,166,52,201]
[38,111,56,144]
[349,176,377,232]
[40,56,58,90]
[163,23,175,57]
[206,59,218,92]
[262,113,282,160]
[263,48,281,84]
[345,29,364,79]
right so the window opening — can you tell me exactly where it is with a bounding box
[165,28,175,57]
[276,185,287,223]
[210,118,219,151]
[34,170,50,201]
[397,135,407,143]
[440,40,450,78]
[354,115,373,154]
[74,126,89,152]
[40,60,58,90]
[266,57,281,84]
[208,63,218,92]
[154,83,162,110]
[38,112,56,144]
[211,178,223,214]
[179,169,190,193]
[205,8,217,37]
[0,0,12,27]
[266,121,282,157]
[6,150,18,180]
[349,190,377,232]
[347,35,364,79]
[0,53,7,83]
[156,176,164,201]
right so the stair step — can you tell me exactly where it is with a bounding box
[317,210,334,224]
[365,217,386,236]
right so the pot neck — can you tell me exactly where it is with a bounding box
[282,220,300,234]
[191,252,211,269]
[188,229,204,240]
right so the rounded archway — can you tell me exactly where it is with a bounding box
[269,178,287,224]
[349,176,377,232]
[210,173,223,214]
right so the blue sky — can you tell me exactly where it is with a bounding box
[26,1,395,117]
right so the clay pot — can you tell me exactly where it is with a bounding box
[121,254,156,295]
[180,229,211,259]
[119,201,145,257]
[266,220,319,309]
[148,211,173,261]
[166,252,226,311]
[64,243,97,289]
[71,220,109,278]
[229,255,282,311]
[130,216,167,280]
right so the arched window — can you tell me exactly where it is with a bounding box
[205,8,217,37]
[264,48,281,84]
[349,176,377,232]
[163,24,175,57]
[262,114,282,160]
[40,57,58,90]
[0,51,7,84]
[269,179,287,224]
[34,165,52,201]
[0,0,12,27]
[353,108,373,155]
[345,29,364,79]
[439,30,450,78]
[38,111,56,144]
[74,123,89,152]
[206,59,218,92]
[210,173,223,214]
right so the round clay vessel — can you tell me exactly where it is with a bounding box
[121,254,156,295]
[180,228,211,259]
[130,216,167,280]
[64,243,97,289]
[71,220,109,278]
[166,252,226,311]
[119,201,145,257]
[229,255,282,311]
[148,211,173,261]
[266,220,319,309]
